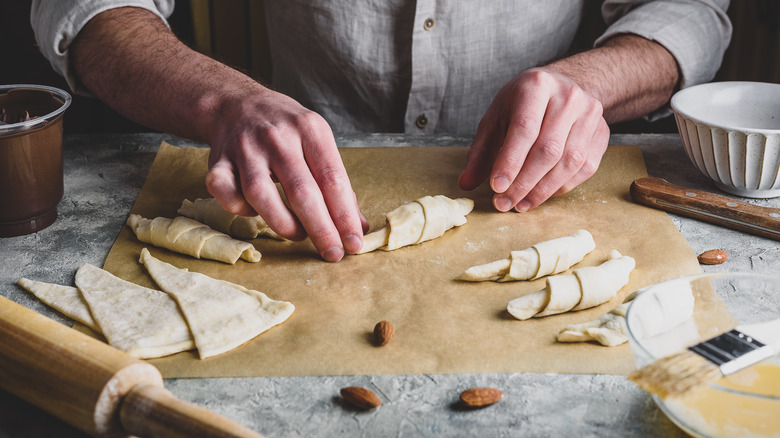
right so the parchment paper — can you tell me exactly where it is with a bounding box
[103,142,716,378]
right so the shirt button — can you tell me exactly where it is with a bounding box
[423,18,435,30]
[415,114,428,128]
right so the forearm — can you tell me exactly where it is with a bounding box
[544,34,679,124]
[70,7,262,143]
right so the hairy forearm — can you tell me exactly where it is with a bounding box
[544,34,680,124]
[70,7,262,142]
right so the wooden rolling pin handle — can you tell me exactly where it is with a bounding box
[120,384,263,438]
[630,177,780,241]
[0,296,263,438]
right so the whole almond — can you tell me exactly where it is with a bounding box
[373,320,395,346]
[459,387,502,408]
[698,249,727,265]
[340,386,381,410]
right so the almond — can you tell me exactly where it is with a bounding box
[459,387,502,408]
[373,320,394,346]
[340,386,381,410]
[698,249,727,265]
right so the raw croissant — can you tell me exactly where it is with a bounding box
[507,250,635,320]
[126,214,261,264]
[178,198,284,240]
[556,303,630,347]
[457,229,595,282]
[357,195,474,254]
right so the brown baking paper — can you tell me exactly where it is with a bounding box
[102,142,716,378]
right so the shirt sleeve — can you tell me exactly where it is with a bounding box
[30,0,175,95]
[596,0,732,89]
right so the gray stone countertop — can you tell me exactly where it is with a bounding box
[1,133,778,437]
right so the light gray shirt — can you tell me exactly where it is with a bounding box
[31,0,731,135]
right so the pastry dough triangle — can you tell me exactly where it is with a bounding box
[17,277,102,333]
[74,264,195,358]
[139,248,295,359]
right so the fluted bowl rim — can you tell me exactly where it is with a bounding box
[671,81,780,135]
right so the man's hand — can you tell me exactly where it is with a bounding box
[71,7,368,261]
[205,88,368,261]
[458,35,679,212]
[459,68,609,212]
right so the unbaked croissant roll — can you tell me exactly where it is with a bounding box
[457,230,595,282]
[178,198,284,240]
[556,303,630,347]
[507,250,635,320]
[357,195,474,254]
[126,214,261,264]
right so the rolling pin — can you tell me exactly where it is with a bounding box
[0,295,263,438]
[630,177,780,241]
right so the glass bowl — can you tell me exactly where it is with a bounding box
[626,272,780,438]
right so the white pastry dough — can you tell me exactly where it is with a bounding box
[126,214,261,264]
[357,195,474,254]
[507,250,635,320]
[557,303,630,347]
[178,198,284,240]
[139,248,295,359]
[74,264,195,359]
[458,230,595,282]
[17,277,102,333]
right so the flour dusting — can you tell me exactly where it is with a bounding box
[464,239,487,252]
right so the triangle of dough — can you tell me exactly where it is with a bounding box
[75,264,195,359]
[17,277,102,333]
[139,248,295,359]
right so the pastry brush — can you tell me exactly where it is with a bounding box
[628,318,780,399]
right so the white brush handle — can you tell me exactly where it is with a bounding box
[737,318,780,350]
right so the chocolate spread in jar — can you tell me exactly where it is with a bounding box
[0,87,70,237]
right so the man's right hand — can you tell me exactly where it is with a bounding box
[71,6,367,262]
[205,88,368,261]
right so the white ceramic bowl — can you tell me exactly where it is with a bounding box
[626,273,780,438]
[671,81,780,198]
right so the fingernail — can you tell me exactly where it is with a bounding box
[494,196,512,212]
[515,200,531,212]
[492,176,510,193]
[343,234,362,253]
[323,246,344,262]
[289,230,308,241]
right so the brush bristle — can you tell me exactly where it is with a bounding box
[628,350,723,399]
